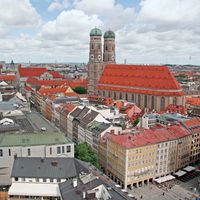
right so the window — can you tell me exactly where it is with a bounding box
[119,93,122,99]
[151,96,154,109]
[173,97,177,105]
[114,92,116,99]
[144,95,148,108]
[0,149,3,157]
[27,149,31,156]
[50,148,52,155]
[160,97,165,110]
[15,177,18,181]
[138,94,141,106]
[62,146,65,153]
[50,178,54,183]
[57,147,61,154]
[43,178,46,182]
[57,178,61,182]
[67,146,71,153]
[132,94,134,102]
[126,93,128,101]
[9,149,11,156]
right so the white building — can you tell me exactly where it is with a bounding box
[0,133,74,186]
[8,157,78,200]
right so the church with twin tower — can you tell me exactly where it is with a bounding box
[87,28,185,111]
[87,28,115,94]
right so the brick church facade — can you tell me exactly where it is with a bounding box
[87,28,185,111]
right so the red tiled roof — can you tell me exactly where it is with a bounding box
[186,97,200,106]
[0,75,16,81]
[108,124,190,149]
[18,67,47,77]
[37,86,77,97]
[27,77,87,88]
[48,71,62,78]
[98,64,183,96]
[183,118,200,128]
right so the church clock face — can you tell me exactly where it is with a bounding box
[90,54,94,60]
[98,55,101,61]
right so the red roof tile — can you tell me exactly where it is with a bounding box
[27,77,87,88]
[18,67,47,77]
[0,75,16,81]
[108,124,190,149]
[183,118,200,128]
[98,64,183,96]
[48,71,62,78]
[37,85,77,97]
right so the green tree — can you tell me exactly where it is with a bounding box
[75,143,100,169]
[73,87,87,94]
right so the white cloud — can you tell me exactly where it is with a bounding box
[40,9,102,41]
[48,0,63,12]
[0,0,41,28]
[138,0,200,31]
[75,0,136,30]
[1,0,200,65]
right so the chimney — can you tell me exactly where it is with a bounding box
[73,178,77,187]
[83,192,86,199]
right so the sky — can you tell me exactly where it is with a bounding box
[0,0,200,65]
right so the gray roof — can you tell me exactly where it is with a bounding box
[11,157,77,179]
[59,178,130,200]
[54,96,80,104]
[70,108,82,118]
[88,121,110,136]
[80,110,99,127]
[76,107,90,121]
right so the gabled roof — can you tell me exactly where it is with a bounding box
[70,107,82,118]
[183,118,200,128]
[37,86,77,97]
[27,77,87,88]
[108,124,190,149]
[11,157,77,179]
[81,110,99,127]
[0,75,16,81]
[18,67,47,77]
[98,64,183,96]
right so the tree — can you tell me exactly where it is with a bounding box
[73,87,87,94]
[75,143,100,169]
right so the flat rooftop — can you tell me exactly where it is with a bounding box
[0,111,60,134]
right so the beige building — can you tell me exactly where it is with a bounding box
[99,124,191,189]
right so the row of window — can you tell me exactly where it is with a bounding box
[0,149,12,157]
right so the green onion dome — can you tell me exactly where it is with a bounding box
[90,27,102,36]
[104,30,115,39]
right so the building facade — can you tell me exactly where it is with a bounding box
[0,133,74,186]
[99,125,191,189]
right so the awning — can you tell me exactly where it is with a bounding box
[8,183,60,197]
[183,166,195,172]
[174,170,187,177]
[154,175,175,184]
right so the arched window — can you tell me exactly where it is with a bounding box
[119,92,122,99]
[108,91,111,97]
[132,94,134,102]
[105,45,108,51]
[126,93,128,101]
[103,91,105,97]
[138,94,141,106]
[144,95,148,108]
[173,97,177,105]
[151,96,155,110]
[91,43,94,49]
[160,97,165,110]
[98,44,101,49]
[114,92,116,99]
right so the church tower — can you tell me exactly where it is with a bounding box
[103,30,115,63]
[88,27,103,94]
